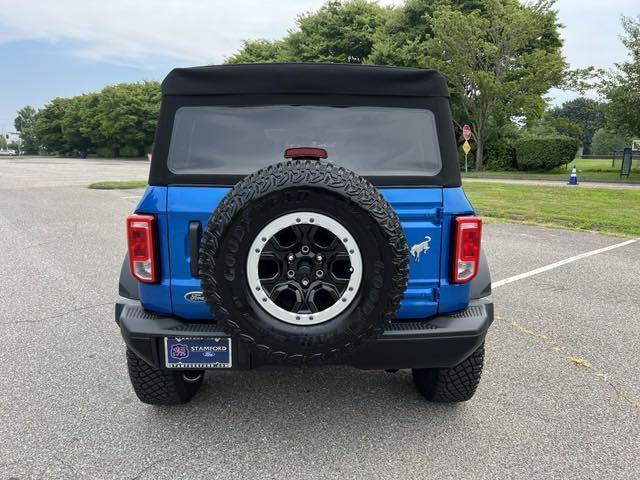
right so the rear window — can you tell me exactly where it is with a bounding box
[167,105,442,176]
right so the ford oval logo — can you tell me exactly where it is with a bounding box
[184,291,205,303]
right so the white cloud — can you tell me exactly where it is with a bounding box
[0,0,401,66]
[555,0,636,69]
[0,0,632,71]
[548,0,636,105]
[0,0,634,107]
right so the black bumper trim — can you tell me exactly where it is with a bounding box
[116,297,493,370]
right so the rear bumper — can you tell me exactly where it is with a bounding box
[116,298,493,370]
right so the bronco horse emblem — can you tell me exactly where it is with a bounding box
[410,236,431,262]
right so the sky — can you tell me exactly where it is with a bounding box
[0,0,637,132]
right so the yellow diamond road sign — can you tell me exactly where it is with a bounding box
[462,140,471,155]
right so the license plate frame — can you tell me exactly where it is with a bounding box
[164,336,232,369]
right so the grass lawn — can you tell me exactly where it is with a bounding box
[463,158,640,183]
[88,180,147,190]
[464,182,640,236]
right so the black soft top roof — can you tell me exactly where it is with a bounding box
[161,63,450,98]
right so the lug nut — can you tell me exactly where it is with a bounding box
[301,278,310,287]
[315,270,324,278]
[287,269,295,278]
[301,245,310,254]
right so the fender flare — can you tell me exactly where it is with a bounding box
[469,249,491,299]
[118,254,139,300]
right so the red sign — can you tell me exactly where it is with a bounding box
[462,124,472,141]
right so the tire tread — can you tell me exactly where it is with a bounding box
[412,344,485,402]
[126,349,202,405]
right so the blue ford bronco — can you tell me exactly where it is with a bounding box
[116,63,493,405]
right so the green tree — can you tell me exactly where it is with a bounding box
[226,0,389,64]
[369,0,482,67]
[61,93,100,154]
[546,116,582,141]
[590,128,631,156]
[526,114,582,143]
[14,105,39,154]
[226,39,291,64]
[32,97,73,154]
[601,15,640,137]
[548,98,604,154]
[288,0,389,63]
[94,81,161,157]
[417,0,565,169]
[13,81,161,158]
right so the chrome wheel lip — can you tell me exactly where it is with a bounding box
[246,212,363,326]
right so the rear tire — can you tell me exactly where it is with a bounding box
[126,349,204,405]
[412,344,485,402]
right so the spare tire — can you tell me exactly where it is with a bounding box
[198,160,408,364]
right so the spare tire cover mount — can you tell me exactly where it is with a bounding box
[246,211,363,326]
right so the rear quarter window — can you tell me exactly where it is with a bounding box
[167,105,442,177]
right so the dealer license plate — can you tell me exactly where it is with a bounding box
[164,337,232,369]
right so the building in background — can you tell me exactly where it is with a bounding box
[0,131,21,154]
[2,131,21,145]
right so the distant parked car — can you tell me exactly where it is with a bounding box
[0,149,17,156]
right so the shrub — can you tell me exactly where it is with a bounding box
[119,145,140,158]
[95,146,116,157]
[485,137,517,171]
[514,136,579,171]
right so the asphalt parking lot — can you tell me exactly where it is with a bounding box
[1,157,638,479]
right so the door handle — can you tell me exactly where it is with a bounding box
[188,221,201,277]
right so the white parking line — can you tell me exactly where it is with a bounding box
[492,238,639,289]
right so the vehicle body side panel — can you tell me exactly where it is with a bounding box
[379,189,442,319]
[135,186,172,314]
[134,185,477,319]
[160,187,446,319]
[166,187,229,319]
[437,187,474,313]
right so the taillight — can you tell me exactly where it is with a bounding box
[452,216,482,283]
[284,147,328,159]
[126,214,157,283]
